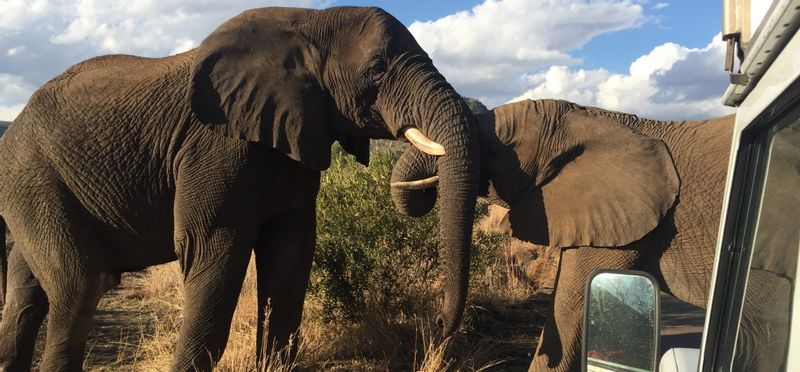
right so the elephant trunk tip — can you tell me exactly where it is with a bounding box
[436,313,461,337]
[436,293,466,337]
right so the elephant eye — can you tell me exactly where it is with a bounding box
[370,60,387,82]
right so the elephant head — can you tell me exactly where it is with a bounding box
[391,99,678,249]
[187,7,479,334]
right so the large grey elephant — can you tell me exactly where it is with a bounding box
[0,6,480,371]
[390,99,733,371]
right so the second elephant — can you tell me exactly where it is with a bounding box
[391,99,734,371]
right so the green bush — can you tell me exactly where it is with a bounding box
[311,146,500,322]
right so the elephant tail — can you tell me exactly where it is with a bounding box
[0,217,6,303]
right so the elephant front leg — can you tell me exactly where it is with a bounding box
[171,228,253,372]
[529,247,641,372]
[254,205,316,367]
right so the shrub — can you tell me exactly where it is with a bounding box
[462,96,489,114]
[312,146,500,322]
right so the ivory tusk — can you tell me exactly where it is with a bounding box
[390,175,440,190]
[403,128,445,156]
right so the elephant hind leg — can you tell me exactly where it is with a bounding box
[8,187,119,371]
[37,244,118,371]
[0,248,50,371]
[40,270,117,371]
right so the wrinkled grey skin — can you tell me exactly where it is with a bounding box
[391,99,734,372]
[0,7,479,371]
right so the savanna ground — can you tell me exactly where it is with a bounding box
[3,145,561,371]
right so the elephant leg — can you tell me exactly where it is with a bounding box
[529,247,641,372]
[171,229,252,372]
[0,248,49,371]
[40,272,116,371]
[6,192,119,371]
[254,205,315,366]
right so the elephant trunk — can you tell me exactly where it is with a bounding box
[384,70,480,335]
[429,107,479,336]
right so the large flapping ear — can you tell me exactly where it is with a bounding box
[507,109,680,247]
[188,9,335,170]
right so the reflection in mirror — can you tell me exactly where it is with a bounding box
[584,272,659,372]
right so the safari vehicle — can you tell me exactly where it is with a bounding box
[582,1,800,371]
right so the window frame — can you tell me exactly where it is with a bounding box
[702,76,800,371]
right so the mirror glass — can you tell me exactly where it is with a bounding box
[584,272,659,372]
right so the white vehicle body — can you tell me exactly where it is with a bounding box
[699,0,800,371]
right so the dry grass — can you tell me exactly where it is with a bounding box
[476,205,559,298]
[7,206,560,371]
[74,257,514,371]
[82,243,554,370]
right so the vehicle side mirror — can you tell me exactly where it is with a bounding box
[583,271,660,372]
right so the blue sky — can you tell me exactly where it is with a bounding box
[0,0,736,121]
[339,0,724,73]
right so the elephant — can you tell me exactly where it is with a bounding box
[390,98,734,371]
[0,6,481,371]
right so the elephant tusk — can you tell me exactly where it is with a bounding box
[404,128,445,156]
[390,175,440,190]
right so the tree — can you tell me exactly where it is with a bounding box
[462,96,488,114]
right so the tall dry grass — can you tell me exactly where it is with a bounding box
[75,225,557,371]
[82,257,509,371]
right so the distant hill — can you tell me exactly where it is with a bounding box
[0,121,10,136]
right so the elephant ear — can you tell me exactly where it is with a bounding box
[507,109,680,247]
[335,133,370,166]
[188,11,343,170]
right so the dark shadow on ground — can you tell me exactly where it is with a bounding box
[459,292,551,371]
[659,293,705,355]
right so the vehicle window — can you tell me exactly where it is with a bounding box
[733,116,799,371]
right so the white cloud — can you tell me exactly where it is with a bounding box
[513,35,734,119]
[519,67,612,105]
[0,0,328,121]
[170,38,198,55]
[409,0,646,106]
[653,2,670,10]
[0,104,26,122]
[0,0,51,32]
[629,42,687,78]
[0,73,36,121]
[47,0,324,54]
[6,46,26,56]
